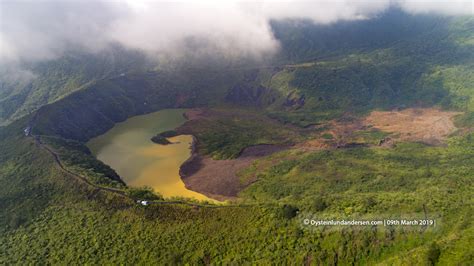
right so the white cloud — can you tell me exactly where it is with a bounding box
[0,0,472,64]
[108,1,279,58]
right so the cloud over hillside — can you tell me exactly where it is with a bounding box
[0,0,472,63]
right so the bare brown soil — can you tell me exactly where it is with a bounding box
[297,108,462,150]
[296,115,366,151]
[180,144,287,201]
[364,108,461,145]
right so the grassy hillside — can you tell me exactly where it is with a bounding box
[0,47,150,125]
[268,16,474,126]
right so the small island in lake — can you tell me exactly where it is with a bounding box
[151,135,171,145]
[151,130,179,145]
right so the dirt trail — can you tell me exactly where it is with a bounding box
[32,135,128,196]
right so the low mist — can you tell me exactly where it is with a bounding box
[0,0,472,65]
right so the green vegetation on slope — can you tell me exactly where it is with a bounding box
[241,136,474,207]
[41,136,125,188]
[0,47,150,125]
[266,14,474,127]
[178,109,303,159]
[0,131,472,264]
[266,44,473,127]
[239,135,474,264]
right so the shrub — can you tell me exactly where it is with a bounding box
[126,187,163,201]
[313,198,328,212]
[280,204,299,219]
[427,242,441,265]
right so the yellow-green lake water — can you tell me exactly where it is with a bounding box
[87,109,210,201]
